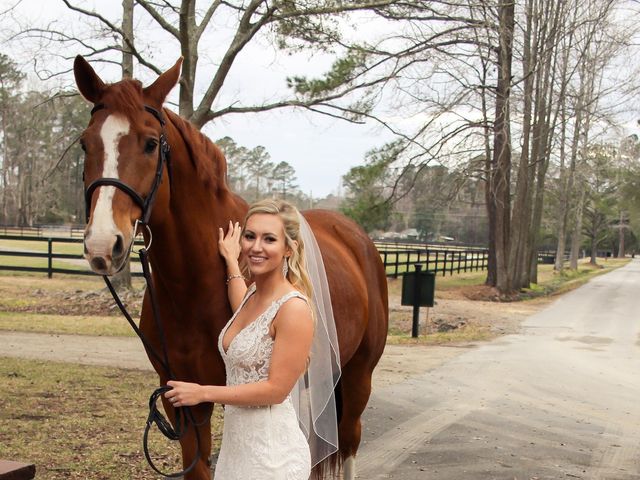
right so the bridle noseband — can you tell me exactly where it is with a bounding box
[83,104,202,478]
[84,104,170,226]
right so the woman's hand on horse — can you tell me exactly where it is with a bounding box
[218,220,242,263]
[165,380,205,407]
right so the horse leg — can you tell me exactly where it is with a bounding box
[337,351,375,480]
[160,397,213,480]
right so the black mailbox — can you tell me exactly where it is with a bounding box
[401,268,435,308]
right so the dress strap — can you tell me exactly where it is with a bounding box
[262,290,308,325]
[233,283,256,315]
[275,290,308,307]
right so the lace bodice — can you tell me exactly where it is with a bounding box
[218,284,307,387]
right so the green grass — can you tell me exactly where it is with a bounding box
[387,323,494,345]
[0,312,137,336]
[522,258,630,297]
[0,238,84,255]
[0,356,223,480]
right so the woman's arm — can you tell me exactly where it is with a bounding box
[165,298,313,407]
[218,220,246,312]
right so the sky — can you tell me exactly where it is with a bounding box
[0,0,398,198]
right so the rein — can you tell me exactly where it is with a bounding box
[85,104,202,478]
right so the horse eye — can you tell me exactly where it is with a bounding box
[144,138,158,154]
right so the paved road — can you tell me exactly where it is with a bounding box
[358,259,640,480]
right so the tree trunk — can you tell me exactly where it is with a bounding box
[490,0,515,294]
[569,182,586,269]
[590,236,597,265]
[617,211,625,258]
[121,0,134,79]
[508,0,535,290]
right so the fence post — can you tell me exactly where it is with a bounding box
[47,238,53,279]
[394,252,399,278]
[383,251,388,276]
[411,264,422,338]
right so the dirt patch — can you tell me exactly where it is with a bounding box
[0,275,144,317]
[388,282,552,338]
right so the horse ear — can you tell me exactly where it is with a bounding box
[73,55,105,104]
[144,58,183,106]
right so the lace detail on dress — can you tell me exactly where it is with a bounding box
[214,284,312,480]
[218,284,307,387]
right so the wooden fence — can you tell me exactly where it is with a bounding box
[0,234,143,278]
[0,224,84,238]
[376,245,489,278]
[0,234,558,279]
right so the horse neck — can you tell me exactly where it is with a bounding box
[147,111,247,292]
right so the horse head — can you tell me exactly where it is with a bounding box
[74,55,182,275]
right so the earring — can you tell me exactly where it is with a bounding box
[282,257,289,278]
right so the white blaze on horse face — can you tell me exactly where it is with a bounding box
[87,114,130,252]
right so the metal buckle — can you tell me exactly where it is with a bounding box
[132,219,153,254]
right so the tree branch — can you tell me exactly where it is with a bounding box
[136,0,181,39]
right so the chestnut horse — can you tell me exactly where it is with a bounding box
[74,56,388,480]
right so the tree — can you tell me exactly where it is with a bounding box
[340,141,401,233]
[10,0,417,129]
[487,0,515,293]
[271,161,298,199]
[581,144,618,264]
[216,136,250,194]
[245,146,274,202]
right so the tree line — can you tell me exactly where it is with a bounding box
[2,0,640,295]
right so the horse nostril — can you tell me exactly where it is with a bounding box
[91,257,107,272]
[113,234,124,257]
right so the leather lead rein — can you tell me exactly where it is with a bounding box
[85,104,202,478]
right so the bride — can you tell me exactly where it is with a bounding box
[165,199,323,479]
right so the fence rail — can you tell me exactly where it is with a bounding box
[0,234,565,279]
[377,246,489,278]
[0,224,85,238]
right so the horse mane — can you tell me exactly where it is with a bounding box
[164,109,228,192]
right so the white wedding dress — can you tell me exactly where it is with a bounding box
[214,284,312,480]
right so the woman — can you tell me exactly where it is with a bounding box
[165,199,315,479]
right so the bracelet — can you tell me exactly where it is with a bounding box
[226,274,245,285]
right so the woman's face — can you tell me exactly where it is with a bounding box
[242,213,289,277]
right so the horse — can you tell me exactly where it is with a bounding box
[74,55,388,480]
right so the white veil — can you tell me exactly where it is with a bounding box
[291,213,342,467]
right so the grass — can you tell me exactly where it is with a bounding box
[523,258,629,297]
[386,323,493,345]
[0,312,137,336]
[0,356,223,480]
[0,238,84,255]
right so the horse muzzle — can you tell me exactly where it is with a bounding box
[84,228,129,275]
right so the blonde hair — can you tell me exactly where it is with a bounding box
[242,199,314,306]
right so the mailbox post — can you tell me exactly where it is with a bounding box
[401,264,435,338]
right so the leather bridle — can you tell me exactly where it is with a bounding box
[84,104,170,226]
[84,104,203,478]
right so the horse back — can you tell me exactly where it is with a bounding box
[303,209,388,366]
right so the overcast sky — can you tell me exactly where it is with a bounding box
[1,0,400,198]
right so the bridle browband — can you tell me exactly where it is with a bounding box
[84,104,203,478]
